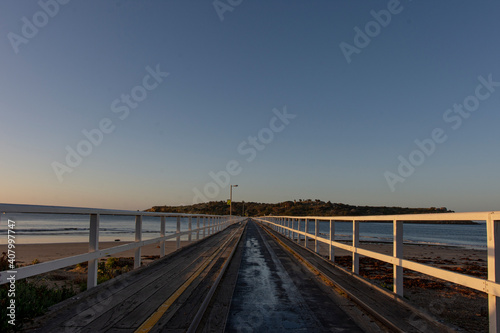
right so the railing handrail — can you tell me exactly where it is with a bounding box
[0,203,228,218]
[256,211,500,333]
[261,211,500,222]
[0,203,245,290]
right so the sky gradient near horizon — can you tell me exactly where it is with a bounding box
[1,1,499,212]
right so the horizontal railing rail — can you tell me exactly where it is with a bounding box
[0,204,245,289]
[255,211,500,332]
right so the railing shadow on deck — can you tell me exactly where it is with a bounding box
[255,211,500,333]
[0,203,244,290]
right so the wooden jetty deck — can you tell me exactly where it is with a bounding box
[29,219,454,332]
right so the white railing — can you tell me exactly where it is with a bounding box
[255,211,500,333]
[0,204,244,290]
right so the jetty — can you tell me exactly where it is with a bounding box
[1,204,500,332]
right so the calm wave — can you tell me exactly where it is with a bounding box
[1,213,197,244]
[0,214,487,248]
[299,220,486,249]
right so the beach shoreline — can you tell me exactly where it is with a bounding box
[0,240,488,266]
[1,240,192,266]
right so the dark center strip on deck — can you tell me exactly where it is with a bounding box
[224,220,364,333]
[258,220,458,333]
[195,225,248,332]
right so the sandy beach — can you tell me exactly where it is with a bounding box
[1,240,192,266]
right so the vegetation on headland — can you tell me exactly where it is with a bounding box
[147,199,470,220]
[148,200,477,224]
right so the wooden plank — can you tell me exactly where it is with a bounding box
[81,246,221,330]
[32,227,239,332]
[78,226,241,331]
[120,231,241,331]
[135,215,143,269]
[150,241,239,331]
[198,227,247,332]
[393,220,403,296]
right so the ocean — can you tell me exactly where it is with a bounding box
[297,220,486,250]
[0,214,487,249]
[1,213,197,244]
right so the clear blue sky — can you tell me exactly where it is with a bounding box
[1,0,499,212]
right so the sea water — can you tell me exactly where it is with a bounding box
[299,220,486,249]
[0,214,488,249]
[0,213,197,244]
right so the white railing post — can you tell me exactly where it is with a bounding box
[188,216,192,242]
[304,218,308,249]
[293,218,296,241]
[329,219,335,262]
[353,220,359,274]
[160,216,166,257]
[287,218,290,238]
[87,213,99,290]
[203,217,206,238]
[176,216,181,250]
[196,216,200,240]
[487,213,500,332]
[134,215,142,269]
[297,219,301,243]
[393,220,403,297]
[315,218,319,254]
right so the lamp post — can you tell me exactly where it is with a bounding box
[230,184,238,217]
